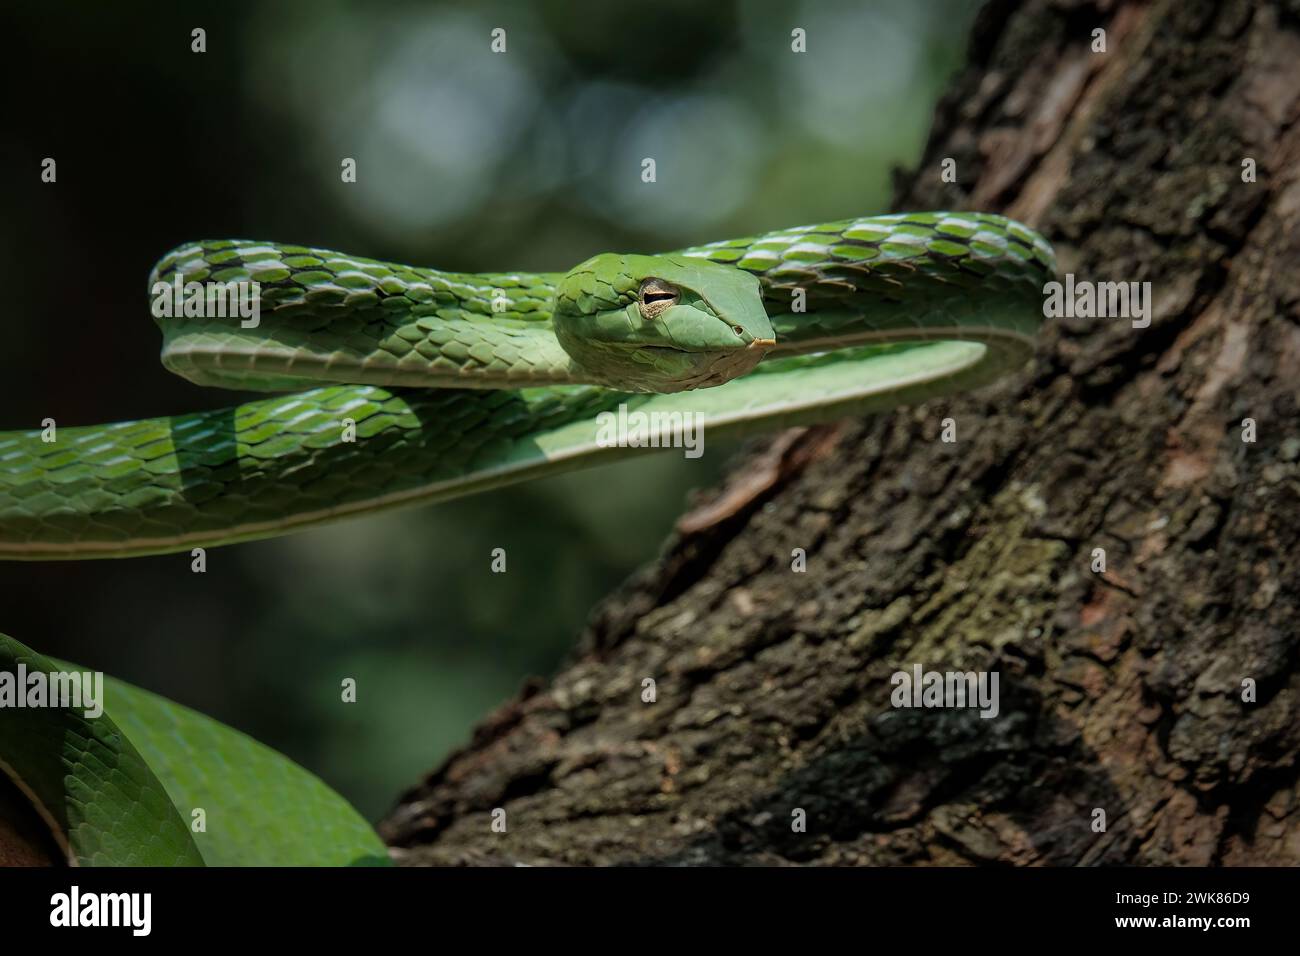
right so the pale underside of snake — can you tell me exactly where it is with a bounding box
[0,212,1054,559]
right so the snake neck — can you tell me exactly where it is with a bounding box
[679,211,1054,355]
[151,241,592,392]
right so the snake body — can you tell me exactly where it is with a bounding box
[0,212,1053,559]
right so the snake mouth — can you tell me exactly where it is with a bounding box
[642,338,774,356]
[625,340,771,392]
[640,341,770,360]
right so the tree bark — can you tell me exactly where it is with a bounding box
[381,0,1300,866]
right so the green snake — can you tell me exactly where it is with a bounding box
[0,212,1054,560]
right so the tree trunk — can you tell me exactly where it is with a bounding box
[380,0,1300,866]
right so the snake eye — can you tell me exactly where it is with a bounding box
[638,278,679,319]
[732,325,744,335]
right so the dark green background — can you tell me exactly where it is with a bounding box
[0,0,978,818]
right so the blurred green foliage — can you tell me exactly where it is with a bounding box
[0,0,979,818]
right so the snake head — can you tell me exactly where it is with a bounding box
[553,253,775,393]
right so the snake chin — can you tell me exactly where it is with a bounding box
[627,340,774,393]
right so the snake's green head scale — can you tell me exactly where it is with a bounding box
[553,253,775,393]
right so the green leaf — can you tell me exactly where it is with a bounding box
[0,631,391,866]
[94,668,391,866]
[0,632,204,866]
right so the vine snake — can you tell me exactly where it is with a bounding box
[0,212,1053,559]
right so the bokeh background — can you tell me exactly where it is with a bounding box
[0,0,980,819]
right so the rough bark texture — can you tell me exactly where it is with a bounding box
[381,0,1300,866]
